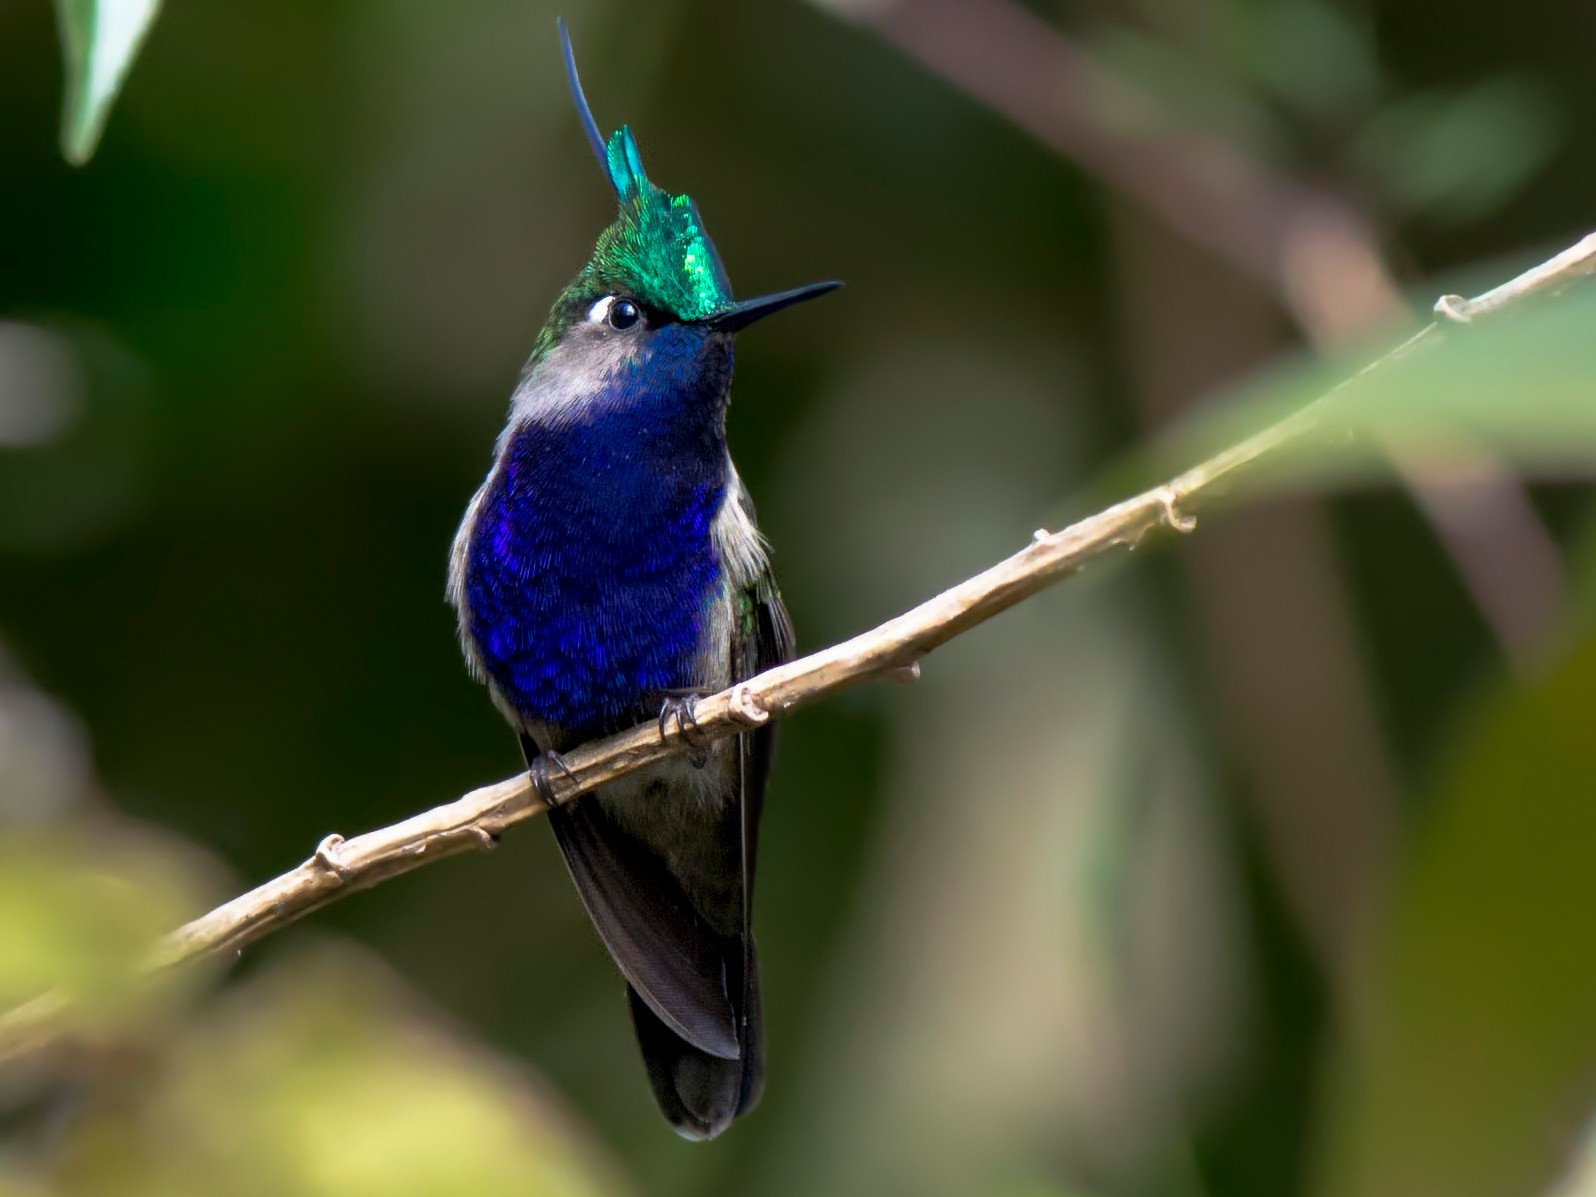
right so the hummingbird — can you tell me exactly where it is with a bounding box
[446,21,838,1140]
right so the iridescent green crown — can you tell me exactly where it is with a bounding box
[589,127,732,320]
[561,22,732,321]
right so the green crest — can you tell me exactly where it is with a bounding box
[559,21,732,321]
[592,126,732,320]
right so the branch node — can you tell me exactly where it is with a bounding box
[881,661,921,684]
[1434,294,1475,324]
[466,826,498,853]
[1032,527,1051,543]
[312,834,351,882]
[729,683,770,727]
[1157,486,1197,534]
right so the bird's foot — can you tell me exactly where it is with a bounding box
[527,750,576,810]
[656,692,711,768]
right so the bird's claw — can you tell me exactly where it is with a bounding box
[528,751,576,810]
[657,694,711,768]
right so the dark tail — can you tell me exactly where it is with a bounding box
[627,939,763,1141]
[528,722,770,1140]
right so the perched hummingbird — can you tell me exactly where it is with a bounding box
[447,21,837,1140]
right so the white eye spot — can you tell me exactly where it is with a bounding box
[586,295,616,325]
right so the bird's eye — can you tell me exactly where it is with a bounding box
[607,298,642,330]
[588,295,643,331]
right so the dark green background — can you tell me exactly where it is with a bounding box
[4,2,1596,1195]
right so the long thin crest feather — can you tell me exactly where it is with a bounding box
[551,17,761,321]
[557,17,616,196]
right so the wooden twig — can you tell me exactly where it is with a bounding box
[2,231,1593,1054]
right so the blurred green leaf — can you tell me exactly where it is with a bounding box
[1148,271,1596,501]
[54,0,163,164]
[1243,0,1381,123]
[0,823,214,1037]
[56,948,626,1197]
[1349,79,1559,227]
[1315,632,1596,1197]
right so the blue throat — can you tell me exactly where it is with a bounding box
[464,333,733,736]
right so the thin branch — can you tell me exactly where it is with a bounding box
[3,231,1593,1055]
[1437,232,1596,319]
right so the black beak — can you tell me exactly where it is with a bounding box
[704,280,842,333]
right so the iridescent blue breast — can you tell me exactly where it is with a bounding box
[462,377,729,737]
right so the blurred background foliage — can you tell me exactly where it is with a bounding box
[3,0,1596,1194]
